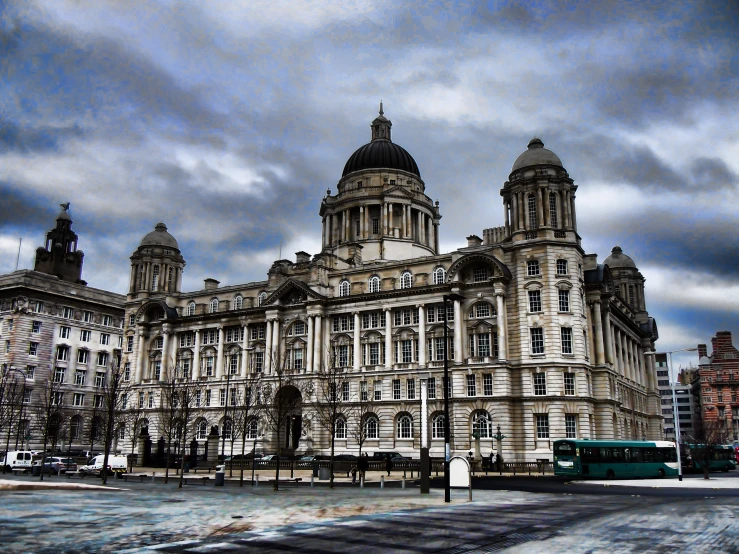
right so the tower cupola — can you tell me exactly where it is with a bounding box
[129,222,186,298]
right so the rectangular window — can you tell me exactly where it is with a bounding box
[369,343,380,366]
[478,334,490,357]
[100,333,110,345]
[102,315,112,327]
[129,314,136,326]
[401,340,412,363]
[34,301,45,313]
[29,342,39,356]
[483,373,493,396]
[374,380,382,401]
[179,332,195,347]
[536,414,550,439]
[83,310,93,323]
[97,352,108,367]
[393,379,401,400]
[126,336,134,352]
[342,381,350,402]
[75,370,86,386]
[25,365,35,380]
[558,290,570,312]
[79,330,91,342]
[94,371,105,388]
[565,414,577,439]
[32,321,41,333]
[428,377,436,399]
[528,290,542,312]
[205,389,212,406]
[63,306,74,319]
[204,356,214,376]
[360,381,368,402]
[23,389,31,403]
[466,374,476,397]
[148,393,154,408]
[527,260,540,276]
[57,345,69,360]
[473,267,488,282]
[52,392,64,406]
[564,373,576,395]
[534,372,547,395]
[445,376,452,399]
[139,392,145,409]
[94,395,104,408]
[293,349,303,370]
[220,389,226,407]
[230,387,238,406]
[202,329,217,344]
[124,362,131,381]
[251,324,266,340]
[407,379,415,400]
[561,327,573,354]
[73,393,85,407]
[54,367,65,383]
[530,328,544,354]
[254,352,264,372]
[77,350,89,364]
[336,345,349,367]
[556,259,568,275]
[372,218,380,235]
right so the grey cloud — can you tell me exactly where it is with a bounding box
[691,158,739,190]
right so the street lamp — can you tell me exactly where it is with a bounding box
[647,347,697,481]
[443,292,464,503]
[221,369,233,463]
[1,365,27,474]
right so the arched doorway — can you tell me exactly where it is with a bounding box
[271,386,303,454]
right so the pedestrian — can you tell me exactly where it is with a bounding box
[358,454,368,483]
[489,451,494,470]
[386,456,393,476]
[351,465,357,484]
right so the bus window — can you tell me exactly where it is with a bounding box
[553,441,575,455]
[581,447,598,463]
[612,448,624,462]
[631,448,644,463]
[643,448,655,463]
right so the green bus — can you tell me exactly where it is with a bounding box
[681,444,737,473]
[553,439,679,479]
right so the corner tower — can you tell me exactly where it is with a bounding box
[34,203,86,284]
[319,104,441,262]
[500,138,579,246]
[128,222,186,299]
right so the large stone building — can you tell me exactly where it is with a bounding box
[0,206,125,451]
[121,108,663,461]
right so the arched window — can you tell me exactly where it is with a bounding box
[472,411,492,439]
[334,416,347,439]
[364,415,379,439]
[433,266,446,285]
[151,264,160,292]
[628,285,635,307]
[258,292,267,306]
[209,298,219,313]
[222,419,232,440]
[233,295,243,310]
[549,192,558,228]
[400,271,413,289]
[397,414,413,439]
[246,418,258,440]
[197,420,208,440]
[528,194,537,229]
[368,276,381,293]
[339,280,350,297]
[432,414,445,439]
[187,302,196,316]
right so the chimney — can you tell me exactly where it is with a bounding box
[204,278,220,291]
[296,251,311,264]
[697,344,708,359]
[466,234,482,247]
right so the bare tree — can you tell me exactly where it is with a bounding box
[311,350,354,488]
[0,367,26,473]
[229,371,263,486]
[31,377,69,481]
[348,379,377,459]
[84,399,104,456]
[156,372,180,484]
[260,356,306,490]
[174,374,204,489]
[121,384,147,473]
[98,354,129,484]
[684,418,732,479]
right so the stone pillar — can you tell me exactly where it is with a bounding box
[504,201,510,236]
[570,194,578,233]
[313,315,322,372]
[591,301,605,365]
[383,203,388,235]
[511,194,518,231]
[418,305,426,366]
[385,307,393,369]
[241,323,249,377]
[135,331,147,383]
[495,293,507,361]
[602,310,614,365]
[434,222,439,253]
[353,312,361,371]
[264,319,273,373]
[192,329,201,381]
[453,299,463,363]
[402,205,407,238]
[359,206,365,239]
[161,328,171,380]
[306,316,314,374]
[273,319,282,370]
[215,327,225,379]
[537,187,545,227]
[389,204,394,236]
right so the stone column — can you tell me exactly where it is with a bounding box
[136,330,147,383]
[385,307,393,369]
[537,187,545,227]
[306,316,314,374]
[354,312,361,371]
[453,299,463,363]
[192,329,201,381]
[161,327,171,380]
[434,222,439,253]
[542,188,550,227]
[402,205,407,238]
[215,327,225,379]
[511,194,518,231]
[241,323,249,377]
[273,319,282,370]
[420,377,429,448]
[264,319,273,374]
[570,194,578,232]
[313,315,322,372]
[592,300,605,365]
[359,206,365,239]
[495,293,507,361]
[504,201,510,236]
[602,310,614,365]
[389,204,394,236]
[418,305,426,366]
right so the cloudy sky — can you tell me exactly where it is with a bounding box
[1,1,737,369]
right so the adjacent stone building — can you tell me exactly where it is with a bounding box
[121,108,662,461]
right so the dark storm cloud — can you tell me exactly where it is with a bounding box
[691,158,739,190]
[0,183,57,229]
[0,118,83,154]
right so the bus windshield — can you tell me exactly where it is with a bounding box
[553,441,576,455]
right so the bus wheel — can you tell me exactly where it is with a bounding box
[606,469,615,480]
[657,468,665,478]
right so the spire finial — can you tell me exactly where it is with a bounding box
[379,100,384,116]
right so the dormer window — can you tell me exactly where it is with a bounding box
[339,280,351,297]
[433,266,446,285]
[209,298,219,313]
[258,292,267,306]
[187,302,196,316]
[400,271,413,289]
[369,276,380,293]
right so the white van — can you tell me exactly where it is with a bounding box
[1,451,34,473]
[79,454,128,476]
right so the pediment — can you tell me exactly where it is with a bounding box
[383,186,413,198]
[263,278,326,306]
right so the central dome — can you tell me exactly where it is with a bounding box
[511,137,563,172]
[342,104,421,178]
[140,222,180,250]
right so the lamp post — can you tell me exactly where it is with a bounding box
[646,347,697,481]
[493,424,507,473]
[443,292,464,503]
[2,365,27,474]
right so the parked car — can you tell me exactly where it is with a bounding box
[79,455,128,476]
[299,455,317,462]
[390,455,411,461]
[372,452,401,460]
[334,454,358,462]
[37,457,77,475]
[260,454,278,461]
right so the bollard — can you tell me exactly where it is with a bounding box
[380,475,384,489]
[402,477,405,489]
[255,474,259,487]
[152,473,156,483]
[310,475,314,487]
[114,472,118,480]
[360,474,364,488]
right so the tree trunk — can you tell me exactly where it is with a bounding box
[703,466,710,480]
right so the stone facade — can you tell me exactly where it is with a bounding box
[120,109,662,462]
